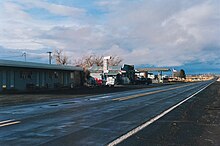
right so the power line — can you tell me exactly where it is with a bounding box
[0,55,23,59]
[0,50,53,63]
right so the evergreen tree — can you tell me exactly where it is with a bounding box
[179,69,186,79]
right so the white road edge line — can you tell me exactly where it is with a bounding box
[0,119,14,124]
[107,81,215,146]
[0,121,21,127]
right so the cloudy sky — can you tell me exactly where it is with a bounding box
[0,0,219,74]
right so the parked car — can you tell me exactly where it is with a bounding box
[146,78,152,85]
[106,76,116,87]
[85,76,97,87]
[121,77,131,84]
[95,78,103,86]
[135,77,152,85]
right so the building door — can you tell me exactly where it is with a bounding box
[63,72,68,86]
[60,72,64,85]
[10,70,15,88]
[41,72,46,87]
[36,72,40,87]
[2,70,7,89]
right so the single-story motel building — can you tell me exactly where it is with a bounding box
[0,59,83,92]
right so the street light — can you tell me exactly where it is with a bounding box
[47,51,52,64]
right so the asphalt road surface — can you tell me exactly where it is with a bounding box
[118,80,220,146]
[0,80,215,146]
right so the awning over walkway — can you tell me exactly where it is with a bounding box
[137,68,171,72]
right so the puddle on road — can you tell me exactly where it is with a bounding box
[88,95,112,101]
[62,101,76,105]
[25,132,54,137]
[11,110,27,114]
[49,104,59,107]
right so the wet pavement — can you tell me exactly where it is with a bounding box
[0,83,170,107]
[119,81,220,146]
[0,80,215,146]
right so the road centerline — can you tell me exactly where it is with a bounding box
[113,84,193,101]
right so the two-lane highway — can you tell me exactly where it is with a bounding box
[0,80,214,146]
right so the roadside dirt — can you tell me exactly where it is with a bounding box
[0,84,170,107]
[119,81,220,146]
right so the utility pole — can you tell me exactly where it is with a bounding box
[22,51,27,62]
[47,51,52,64]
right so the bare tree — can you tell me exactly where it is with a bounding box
[108,56,123,66]
[53,49,69,65]
[73,54,123,69]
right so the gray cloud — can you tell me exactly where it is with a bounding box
[101,0,220,66]
[0,0,219,67]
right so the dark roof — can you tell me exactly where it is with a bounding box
[109,66,121,70]
[0,59,83,71]
[137,68,171,72]
[89,65,102,71]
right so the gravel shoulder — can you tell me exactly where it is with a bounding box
[119,81,220,146]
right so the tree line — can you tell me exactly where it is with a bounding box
[53,49,186,79]
[53,49,123,69]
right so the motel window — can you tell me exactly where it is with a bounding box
[70,72,74,79]
[28,72,32,79]
[49,72,53,79]
[20,71,30,79]
[54,72,59,78]
[20,72,24,79]
[20,71,32,79]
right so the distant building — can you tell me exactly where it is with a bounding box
[172,68,179,78]
[137,67,171,83]
[0,59,83,92]
[89,64,135,85]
